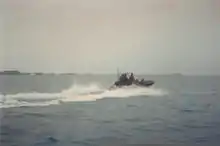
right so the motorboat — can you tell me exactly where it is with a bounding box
[111,72,154,88]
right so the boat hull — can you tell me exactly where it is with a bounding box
[114,80,154,88]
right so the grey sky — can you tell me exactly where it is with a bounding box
[1,0,220,74]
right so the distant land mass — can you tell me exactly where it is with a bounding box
[0,70,76,75]
[1,70,218,76]
[0,70,25,75]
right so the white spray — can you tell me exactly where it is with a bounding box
[0,83,167,108]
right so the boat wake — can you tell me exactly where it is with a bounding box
[0,83,167,108]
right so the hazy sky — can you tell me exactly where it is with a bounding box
[1,0,220,74]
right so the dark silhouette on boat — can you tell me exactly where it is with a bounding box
[113,72,154,88]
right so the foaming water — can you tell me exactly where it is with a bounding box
[0,83,167,108]
[0,92,61,108]
[61,82,105,96]
[61,85,167,102]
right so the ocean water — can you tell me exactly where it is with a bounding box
[0,74,220,145]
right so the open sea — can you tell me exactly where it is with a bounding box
[0,74,220,145]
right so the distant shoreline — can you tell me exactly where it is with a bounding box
[0,70,76,75]
[0,71,219,76]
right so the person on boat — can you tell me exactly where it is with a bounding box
[119,73,128,82]
[129,72,135,83]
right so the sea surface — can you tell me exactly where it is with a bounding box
[0,74,220,145]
